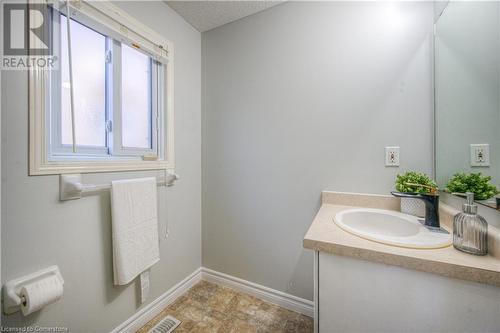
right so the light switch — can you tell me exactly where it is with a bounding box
[470,144,490,167]
[385,147,400,167]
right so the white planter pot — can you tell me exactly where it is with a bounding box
[400,198,425,217]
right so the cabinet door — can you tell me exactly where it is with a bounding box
[318,252,500,332]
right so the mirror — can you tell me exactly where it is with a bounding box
[435,1,500,209]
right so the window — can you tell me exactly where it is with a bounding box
[58,16,107,149]
[121,44,153,150]
[29,1,174,175]
[52,14,158,158]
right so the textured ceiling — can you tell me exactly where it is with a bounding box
[165,1,285,32]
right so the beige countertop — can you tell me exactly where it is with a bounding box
[303,191,500,287]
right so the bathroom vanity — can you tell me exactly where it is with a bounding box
[304,191,500,333]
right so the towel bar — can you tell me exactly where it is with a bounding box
[59,173,179,201]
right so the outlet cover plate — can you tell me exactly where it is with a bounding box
[470,144,490,167]
[385,146,400,167]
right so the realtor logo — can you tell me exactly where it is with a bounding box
[2,2,56,69]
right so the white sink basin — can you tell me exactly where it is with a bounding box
[334,208,452,249]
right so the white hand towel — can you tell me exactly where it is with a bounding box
[111,177,160,285]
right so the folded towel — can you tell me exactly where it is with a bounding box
[111,177,160,285]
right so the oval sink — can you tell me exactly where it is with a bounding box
[334,208,452,249]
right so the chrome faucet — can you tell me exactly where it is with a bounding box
[391,191,441,230]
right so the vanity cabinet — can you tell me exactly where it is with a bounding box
[315,251,500,332]
[304,191,500,333]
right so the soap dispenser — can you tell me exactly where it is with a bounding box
[453,192,488,255]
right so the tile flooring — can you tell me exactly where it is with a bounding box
[137,281,313,333]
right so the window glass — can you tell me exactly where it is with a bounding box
[60,17,106,147]
[121,44,152,149]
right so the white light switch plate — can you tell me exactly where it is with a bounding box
[470,144,490,167]
[385,147,400,167]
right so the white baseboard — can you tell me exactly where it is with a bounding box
[111,268,202,333]
[201,267,314,318]
[112,267,314,332]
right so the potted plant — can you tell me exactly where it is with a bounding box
[445,172,498,201]
[395,171,438,217]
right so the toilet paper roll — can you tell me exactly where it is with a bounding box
[20,275,63,316]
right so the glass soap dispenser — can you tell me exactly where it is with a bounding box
[453,192,488,255]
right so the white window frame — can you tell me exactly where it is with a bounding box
[29,0,175,175]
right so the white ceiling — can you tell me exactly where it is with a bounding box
[165,1,285,32]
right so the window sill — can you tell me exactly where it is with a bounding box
[29,158,174,176]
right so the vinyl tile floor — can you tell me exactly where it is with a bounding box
[136,281,313,333]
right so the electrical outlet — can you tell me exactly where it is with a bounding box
[385,146,400,167]
[470,144,490,167]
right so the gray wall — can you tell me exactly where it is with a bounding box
[1,1,201,332]
[202,1,434,301]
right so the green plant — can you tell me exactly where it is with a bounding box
[445,172,498,200]
[395,171,437,194]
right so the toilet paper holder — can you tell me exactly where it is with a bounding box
[3,265,64,315]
